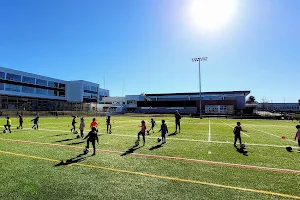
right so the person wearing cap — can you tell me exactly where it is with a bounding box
[137,120,147,146]
[83,127,99,156]
[175,110,182,134]
[295,125,300,152]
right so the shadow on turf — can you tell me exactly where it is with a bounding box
[121,146,143,156]
[55,138,78,143]
[50,133,69,137]
[149,144,163,151]
[54,153,92,166]
[168,131,177,137]
[235,147,248,156]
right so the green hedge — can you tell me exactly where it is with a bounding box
[293,114,300,121]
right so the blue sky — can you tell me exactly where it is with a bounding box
[0,0,299,102]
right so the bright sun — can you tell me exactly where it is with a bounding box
[187,0,238,31]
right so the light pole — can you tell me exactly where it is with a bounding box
[192,57,208,119]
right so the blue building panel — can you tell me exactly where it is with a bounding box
[0,66,109,104]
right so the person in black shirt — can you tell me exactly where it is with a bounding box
[233,122,247,148]
[4,117,12,133]
[106,116,112,134]
[18,114,23,129]
[31,117,39,130]
[83,127,99,156]
[147,118,156,135]
[159,120,168,144]
[70,116,77,133]
[175,110,181,134]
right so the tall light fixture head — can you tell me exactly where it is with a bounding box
[192,57,208,62]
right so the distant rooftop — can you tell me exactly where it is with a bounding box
[0,66,101,86]
[145,91,251,96]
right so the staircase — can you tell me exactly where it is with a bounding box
[141,93,152,101]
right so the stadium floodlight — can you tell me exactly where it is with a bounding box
[192,57,208,119]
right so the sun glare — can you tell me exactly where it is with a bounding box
[188,0,238,31]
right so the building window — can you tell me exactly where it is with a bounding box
[99,90,108,96]
[59,91,65,97]
[48,90,60,96]
[91,86,97,92]
[48,81,54,87]
[127,100,137,105]
[91,95,97,100]
[205,105,219,113]
[22,86,35,93]
[6,73,21,82]
[219,105,234,113]
[36,88,48,95]
[48,90,55,96]
[0,83,4,90]
[5,84,21,92]
[84,84,91,91]
[59,83,65,89]
[104,107,116,112]
[83,92,91,98]
[22,76,35,84]
[0,72,5,79]
[36,79,47,86]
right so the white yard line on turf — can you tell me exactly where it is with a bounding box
[11,127,297,148]
[221,121,250,137]
[183,122,296,129]
[230,123,296,129]
[0,137,300,175]
[244,124,295,128]
[31,123,169,138]
[208,120,211,142]
[245,126,297,144]
[103,133,297,148]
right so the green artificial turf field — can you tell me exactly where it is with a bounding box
[0,116,299,199]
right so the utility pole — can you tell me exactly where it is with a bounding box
[192,57,208,119]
